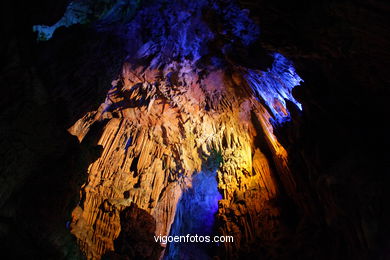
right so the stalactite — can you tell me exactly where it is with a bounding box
[67,56,298,258]
[34,0,305,259]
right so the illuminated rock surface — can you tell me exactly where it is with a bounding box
[1,0,389,259]
[68,61,292,259]
[46,1,303,259]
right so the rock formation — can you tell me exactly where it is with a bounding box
[67,55,299,259]
[47,1,305,259]
[1,0,388,259]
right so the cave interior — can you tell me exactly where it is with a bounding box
[0,0,389,259]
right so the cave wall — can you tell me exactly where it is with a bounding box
[1,0,389,260]
[238,0,390,259]
[0,0,125,258]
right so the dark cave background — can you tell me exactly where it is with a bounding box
[0,0,389,259]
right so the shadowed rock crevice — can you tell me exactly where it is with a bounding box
[102,203,163,260]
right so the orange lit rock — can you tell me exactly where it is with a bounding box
[68,62,291,259]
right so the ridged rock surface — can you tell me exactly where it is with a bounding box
[68,59,294,259]
[2,0,388,259]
